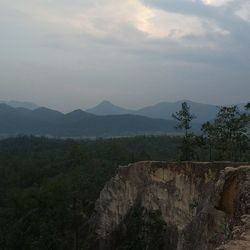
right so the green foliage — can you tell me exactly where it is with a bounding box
[0,101,249,250]
[209,216,230,245]
[172,102,197,160]
[245,102,250,111]
[245,102,250,138]
[201,105,249,161]
[172,102,196,134]
[116,207,178,250]
[201,121,217,161]
[0,135,179,250]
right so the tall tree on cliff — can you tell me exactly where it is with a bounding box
[201,121,217,161]
[209,105,249,161]
[245,102,250,110]
[172,102,196,160]
[245,102,250,129]
[245,102,250,156]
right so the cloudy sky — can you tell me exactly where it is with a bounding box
[0,0,249,112]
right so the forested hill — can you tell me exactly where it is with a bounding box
[0,133,249,250]
[0,136,179,250]
[0,103,178,137]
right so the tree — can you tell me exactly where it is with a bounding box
[201,121,216,161]
[172,102,196,160]
[244,102,250,155]
[245,102,250,131]
[245,102,250,111]
[210,105,248,161]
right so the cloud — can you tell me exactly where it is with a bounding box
[0,0,250,110]
[6,0,228,41]
[201,0,234,7]
[132,7,229,39]
[236,2,250,22]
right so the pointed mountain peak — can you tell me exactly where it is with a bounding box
[86,100,133,116]
[98,100,116,106]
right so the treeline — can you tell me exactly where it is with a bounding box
[172,102,250,161]
[0,135,179,250]
[0,102,249,250]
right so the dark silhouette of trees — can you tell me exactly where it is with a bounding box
[0,135,180,250]
[201,104,249,161]
[172,102,196,160]
[245,102,250,111]
[201,121,216,161]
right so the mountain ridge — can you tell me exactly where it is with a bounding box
[0,100,39,110]
[86,100,133,115]
[1,99,246,124]
[86,100,221,123]
[0,104,179,137]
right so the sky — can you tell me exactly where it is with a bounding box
[0,0,250,112]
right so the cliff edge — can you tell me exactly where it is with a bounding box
[87,162,250,250]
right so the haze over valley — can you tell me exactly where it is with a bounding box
[0,99,245,137]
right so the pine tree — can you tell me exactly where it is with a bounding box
[172,102,196,160]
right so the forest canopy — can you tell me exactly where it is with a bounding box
[0,102,249,249]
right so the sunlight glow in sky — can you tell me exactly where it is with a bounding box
[0,0,249,111]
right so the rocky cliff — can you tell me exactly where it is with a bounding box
[87,162,250,250]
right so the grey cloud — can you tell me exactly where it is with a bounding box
[0,0,249,111]
[142,0,215,17]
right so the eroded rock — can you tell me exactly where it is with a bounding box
[87,162,250,250]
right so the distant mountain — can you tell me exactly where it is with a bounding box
[0,104,179,137]
[0,104,52,135]
[85,100,231,123]
[86,100,133,115]
[29,107,63,122]
[62,109,95,123]
[135,100,219,123]
[0,100,39,110]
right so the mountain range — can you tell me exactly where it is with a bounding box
[0,104,178,137]
[87,100,222,123]
[2,99,245,123]
[0,100,39,110]
[0,99,246,137]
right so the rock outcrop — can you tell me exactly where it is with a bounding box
[216,166,250,250]
[87,162,250,250]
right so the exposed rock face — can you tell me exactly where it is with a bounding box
[216,166,250,250]
[87,162,250,250]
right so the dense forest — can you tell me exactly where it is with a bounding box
[0,103,249,250]
[0,136,180,250]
